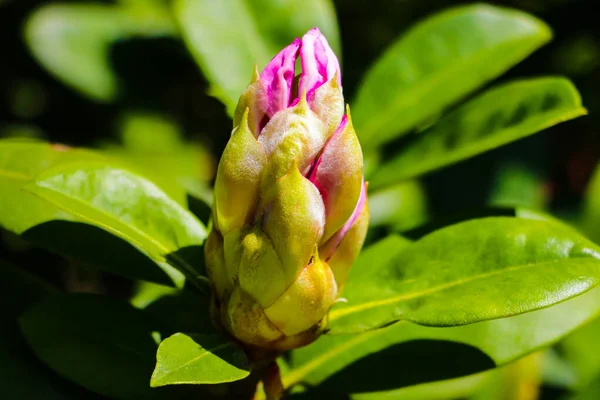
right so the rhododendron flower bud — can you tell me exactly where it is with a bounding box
[206,28,369,351]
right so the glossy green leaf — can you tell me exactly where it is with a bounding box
[352,4,552,149]
[24,3,175,101]
[19,294,161,399]
[328,217,600,333]
[369,78,585,188]
[151,333,250,386]
[174,0,339,115]
[24,163,207,288]
[284,286,600,394]
[0,139,192,286]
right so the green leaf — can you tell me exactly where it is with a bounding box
[24,3,175,101]
[23,163,207,288]
[584,163,600,244]
[174,0,339,115]
[560,316,600,389]
[0,139,194,286]
[284,286,600,394]
[103,113,215,205]
[0,258,60,318]
[0,260,71,399]
[369,77,586,188]
[19,294,161,399]
[328,217,600,334]
[144,290,215,337]
[151,333,250,386]
[352,4,552,149]
[367,180,428,231]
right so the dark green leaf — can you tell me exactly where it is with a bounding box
[19,294,160,399]
[328,217,600,333]
[369,77,585,187]
[285,286,600,394]
[0,258,59,318]
[151,333,250,386]
[174,0,339,114]
[24,3,175,101]
[352,4,552,149]
[24,163,208,288]
[144,291,215,337]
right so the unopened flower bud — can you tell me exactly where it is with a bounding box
[206,28,369,351]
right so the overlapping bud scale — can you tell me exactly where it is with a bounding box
[206,28,369,351]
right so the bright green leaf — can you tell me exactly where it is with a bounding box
[24,163,207,288]
[328,217,600,333]
[285,286,600,394]
[19,294,161,399]
[352,4,552,149]
[24,3,175,101]
[151,333,250,386]
[0,139,192,286]
[174,0,339,115]
[369,77,586,188]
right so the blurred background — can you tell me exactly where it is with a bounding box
[1,0,600,399]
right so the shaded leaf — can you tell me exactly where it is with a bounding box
[174,0,339,114]
[24,3,175,101]
[151,333,250,386]
[328,217,600,333]
[353,4,552,149]
[19,294,160,399]
[369,77,585,188]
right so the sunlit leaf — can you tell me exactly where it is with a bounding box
[151,333,250,386]
[352,4,552,149]
[369,77,586,188]
[328,217,600,333]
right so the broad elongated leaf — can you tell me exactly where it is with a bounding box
[24,163,207,288]
[328,217,600,333]
[19,294,161,399]
[174,0,339,114]
[284,286,600,394]
[369,78,586,188]
[151,333,250,386]
[0,140,192,286]
[352,4,552,149]
[24,3,175,101]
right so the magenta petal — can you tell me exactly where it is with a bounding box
[298,27,341,101]
[260,38,301,118]
[320,179,367,261]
